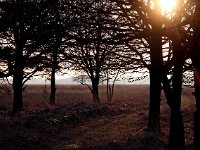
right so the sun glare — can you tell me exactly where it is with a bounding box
[159,0,176,13]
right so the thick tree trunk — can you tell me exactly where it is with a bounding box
[148,68,161,133]
[11,0,26,115]
[168,70,185,150]
[148,22,162,133]
[168,109,185,150]
[167,36,185,150]
[168,91,185,149]
[92,80,100,103]
[147,2,162,134]
[162,72,185,150]
[147,39,162,133]
[12,44,24,114]
[12,71,23,114]
[160,37,185,149]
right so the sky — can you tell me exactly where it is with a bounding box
[25,76,149,85]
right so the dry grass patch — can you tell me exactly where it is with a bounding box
[0,84,196,150]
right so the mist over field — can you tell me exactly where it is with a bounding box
[25,77,149,85]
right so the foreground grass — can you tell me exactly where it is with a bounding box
[0,84,196,149]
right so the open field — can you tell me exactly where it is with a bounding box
[0,84,151,110]
[0,84,196,149]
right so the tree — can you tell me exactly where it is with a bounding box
[46,1,62,105]
[0,0,61,114]
[115,0,163,134]
[65,0,133,103]
[115,0,189,148]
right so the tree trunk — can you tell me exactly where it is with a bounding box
[49,67,56,105]
[148,68,161,133]
[168,109,185,150]
[161,72,185,150]
[49,47,58,105]
[168,74,185,150]
[12,43,24,114]
[160,36,185,149]
[92,80,100,103]
[162,62,185,149]
[49,3,61,105]
[11,0,25,115]
[168,89,185,149]
[12,70,23,114]
[168,34,185,150]
[147,2,162,134]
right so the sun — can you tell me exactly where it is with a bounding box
[159,0,176,13]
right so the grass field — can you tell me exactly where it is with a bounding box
[0,84,151,109]
[0,84,196,149]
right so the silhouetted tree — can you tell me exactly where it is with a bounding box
[115,0,163,134]
[115,0,189,149]
[0,0,61,114]
[66,0,133,103]
[47,1,62,105]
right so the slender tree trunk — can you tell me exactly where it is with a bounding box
[106,70,119,102]
[49,2,61,105]
[49,46,58,105]
[49,67,56,105]
[12,43,24,114]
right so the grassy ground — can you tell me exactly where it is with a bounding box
[0,84,196,149]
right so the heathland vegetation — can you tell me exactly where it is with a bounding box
[0,84,196,149]
[0,0,200,149]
